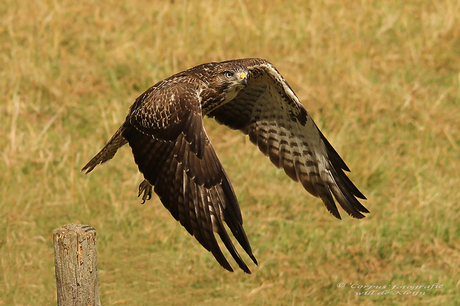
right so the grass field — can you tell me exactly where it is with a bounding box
[1,0,459,305]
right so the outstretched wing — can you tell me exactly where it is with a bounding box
[208,58,368,219]
[122,83,257,273]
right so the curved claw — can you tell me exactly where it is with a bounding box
[138,180,153,204]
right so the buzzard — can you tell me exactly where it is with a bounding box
[82,58,368,274]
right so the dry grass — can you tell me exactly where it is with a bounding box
[1,0,459,305]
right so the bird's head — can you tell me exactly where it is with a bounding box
[219,66,248,103]
[199,63,249,114]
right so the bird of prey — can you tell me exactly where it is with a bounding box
[82,58,368,274]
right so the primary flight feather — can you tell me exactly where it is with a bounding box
[82,58,368,273]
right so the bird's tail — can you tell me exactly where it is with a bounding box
[81,126,128,174]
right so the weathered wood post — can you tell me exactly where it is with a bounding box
[53,224,101,306]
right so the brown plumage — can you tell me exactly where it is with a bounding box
[82,58,368,273]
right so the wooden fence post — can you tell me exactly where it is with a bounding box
[53,224,101,306]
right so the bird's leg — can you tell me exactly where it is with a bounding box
[138,180,153,204]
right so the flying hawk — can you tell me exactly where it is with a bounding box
[82,58,368,274]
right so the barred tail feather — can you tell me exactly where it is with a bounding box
[81,126,128,174]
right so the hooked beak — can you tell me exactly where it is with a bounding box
[239,72,248,85]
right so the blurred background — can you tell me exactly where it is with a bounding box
[1,0,459,305]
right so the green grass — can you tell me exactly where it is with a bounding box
[1,0,459,305]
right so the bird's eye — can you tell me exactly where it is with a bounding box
[224,71,234,79]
